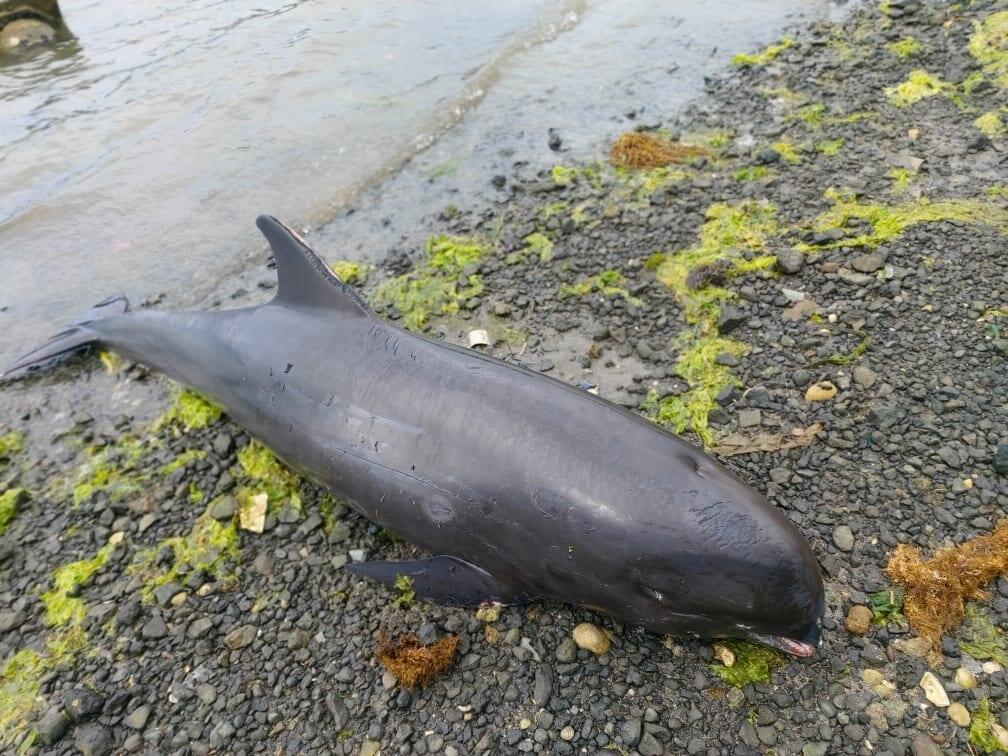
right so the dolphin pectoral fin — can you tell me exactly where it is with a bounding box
[345,555,523,606]
[255,215,372,317]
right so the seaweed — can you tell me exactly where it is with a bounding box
[0,489,26,537]
[968,11,1008,88]
[815,138,845,156]
[710,640,783,687]
[608,132,708,169]
[41,542,118,627]
[970,699,1008,754]
[376,632,459,688]
[885,70,950,107]
[961,605,1008,666]
[156,389,223,431]
[886,37,921,60]
[329,260,368,285]
[731,37,793,66]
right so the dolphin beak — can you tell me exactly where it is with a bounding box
[749,633,818,658]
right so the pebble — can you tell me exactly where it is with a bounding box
[63,687,105,722]
[560,726,575,741]
[555,638,577,663]
[852,365,877,388]
[74,724,113,756]
[832,525,854,552]
[845,605,872,635]
[141,615,167,640]
[223,624,257,650]
[776,248,804,274]
[947,702,970,726]
[35,707,69,745]
[910,732,942,756]
[123,704,151,729]
[955,666,977,689]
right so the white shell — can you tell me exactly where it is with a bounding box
[468,329,490,348]
[919,671,950,707]
[572,623,612,656]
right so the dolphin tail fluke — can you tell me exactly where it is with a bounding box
[1,294,129,380]
[346,555,527,607]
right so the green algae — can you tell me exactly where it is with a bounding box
[811,335,871,367]
[772,139,801,165]
[41,542,118,627]
[885,69,950,107]
[887,168,915,195]
[71,437,146,506]
[970,699,1007,754]
[237,440,301,511]
[0,489,25,537]
[131,508,239,599]
[561,270,640,305]
[793,103,826,129]
[374,235,486,331]
[731,36,793,66]
[729,255,778,277]
[869,589,903,623]
[1,626,88,747]
[550,165,577,185]
[816,138,845,156]
[647,201,779,444]
[710,640,783,687]
[798,189,1008,249]
[642,335,746,447]
[523,232,554,262]
[733,166,768,182]
[975,108,1007,138]
[539,201,569,221]
[188,483,204,505]
[161,449,207,476]
[157,389,223,431]
[550,163,603,189]
[638,167,689,197]
[98,350,121,375]
[961,605,1008,666]
[329,260,369,285]
[987,185,1008,198]
[886,36,921,60]
[0,430,23,461]
[969,11,1008,88]
[393,574,415,608]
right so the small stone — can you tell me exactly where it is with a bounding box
[919,671,950,707]
[852,365,877,388]
[239,493,267,533]
[832,525,854,552]
[74,724,113,756]
[0,609,26,633]
[947,702,970,726]
[555,638,577,663]
[36,706,70,745]
[153,581,183,607]
[845,605,872,635]
[475,605,502,623]
[141,615,167,640]
[560,726,575,741]
[209,496,236,521]
[776,248,804,274]
[287,628,310,651]
[382,671,397,689]
[223,624,257,650]
[209,721,236,750]
[123,704,151,730]
[955,666,977,689]
[188,617,215,639]
[63,687,105,723]
[738,409,762,428]
[893,636,932,657]
[533,665,553,707]
[620,718,642,747]
[196,683,217,705]
[911,733,941,756]
[993,442,1008,477]
[718,306,746,334]
[361,739,381,756]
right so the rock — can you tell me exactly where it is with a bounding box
[852,365,877,388]
[994,442,1008,477]
[845,605,872,635]
[326,693,350,730]
[196,683,217,705]
[212,433,234,456]
[802,744,829,756]
[124,704,152,729]
[620,717,642,747]
[919,671,950,707]
[805,381,838,402]
[910,732,942,756]
[141,615,167,640]
[74,724,113,756]
[639,732,664,756]
[894,636,932,657]
[224,624,257,650]
[240,492,267,533]
[0,608,26,633]
[360,739,381,756]
[63,687,105,722]
[738,409,761,427]
[153,581,183,607]
[36,706,70,745]
[937,445,961,468]
[114,600,140,628]
[287,628,310,651]
[889,152,924,171]
[947,702,970,726]
[209,720,236,749]
[832,525,854,552]
[209,495,236,521]
[555,638,577,663]
[188,617,215,639]
[560,726,575,741]
[717,306,746,334]
[776,248,804,274]
[955,666,977,689]
[533,665,553,707]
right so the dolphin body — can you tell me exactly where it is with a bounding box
[3,216,825,656]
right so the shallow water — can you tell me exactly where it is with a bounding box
[0,0,845,365]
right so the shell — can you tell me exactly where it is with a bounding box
[955,667,977,689]
[468,329,490,348]
[572,623,612,655]
[805,381,838,402]
[919,671,950,707]
[712,643,735,667]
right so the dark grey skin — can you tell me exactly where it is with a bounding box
[4,216,825,656]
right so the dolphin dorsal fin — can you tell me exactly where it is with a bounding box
[256,215,371,316]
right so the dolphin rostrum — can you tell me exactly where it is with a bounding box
[3,216,825,656]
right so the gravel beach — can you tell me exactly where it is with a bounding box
[2,1,1008,754]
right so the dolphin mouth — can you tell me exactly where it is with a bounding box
[749,633,818,658]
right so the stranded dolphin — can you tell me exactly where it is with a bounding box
[3,216,825,656]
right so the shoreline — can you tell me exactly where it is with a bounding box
[2,1,1008,755]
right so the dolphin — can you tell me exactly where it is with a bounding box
[2,216,825,656]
